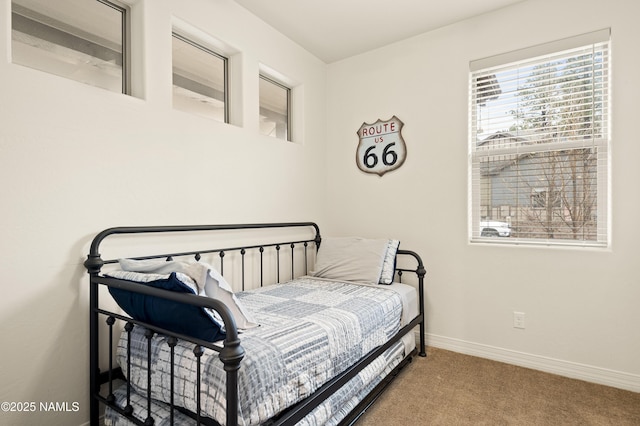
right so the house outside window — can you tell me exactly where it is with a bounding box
[531,188,562,210]
[469,29,610,246]
[11,0,130,94]
[259,74,291,141]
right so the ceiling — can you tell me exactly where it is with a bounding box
[234,0,527,63]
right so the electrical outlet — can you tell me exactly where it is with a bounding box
[513,311,525,329]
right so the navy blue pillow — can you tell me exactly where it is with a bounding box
[108,272,225,342]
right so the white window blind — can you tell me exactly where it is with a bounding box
[469,30,610,246]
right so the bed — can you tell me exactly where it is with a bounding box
[84,222,426,426]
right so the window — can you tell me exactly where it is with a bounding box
[11,0,129,94]
[259,75,291,141]
[531,188,562,209]
[469,29,610,246]
[172,32,228,122]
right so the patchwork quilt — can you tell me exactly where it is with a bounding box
[111,277,407,425]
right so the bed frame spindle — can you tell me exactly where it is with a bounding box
[106,316,116,404]
[194,345,204,425]
[240,249,246,291]
[290,243,295,279]
[144,329,154,426]
[124,322,134,416]
[168,337,177,426]
[259,246,264,287]
[276,244,281,283]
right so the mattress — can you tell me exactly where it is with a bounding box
[107,277,417,425]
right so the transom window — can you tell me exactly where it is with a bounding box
[259,75,291,141]
[172,32,228,122]
[11,0,129,94]
[469,29,610,246]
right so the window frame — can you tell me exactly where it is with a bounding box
[259,73,292,141]
[531,188,562,210]
[11,0,131,94]
[171,31,229,123]
[99,0,130,94]
[468,30,611,247]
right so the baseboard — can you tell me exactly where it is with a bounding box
[422,332,640,393]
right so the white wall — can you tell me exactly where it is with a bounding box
[2,0,639,424]
[0,0,327,424]
[325,0,640,391]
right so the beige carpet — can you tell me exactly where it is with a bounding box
[356,347,640,426]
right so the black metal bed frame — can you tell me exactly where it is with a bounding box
[84,222,426,426]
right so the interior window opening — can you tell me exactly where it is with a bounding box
[172,32,228,123]
[11,0,129,94]
[259,74,291,141]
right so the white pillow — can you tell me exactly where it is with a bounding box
[310,237,389,284]
[379,239,400,284]
[118,258,258,329]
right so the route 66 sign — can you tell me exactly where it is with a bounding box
[356,116,406,176]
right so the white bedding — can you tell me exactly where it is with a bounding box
[307,278,417,355]
[107,277,419,425]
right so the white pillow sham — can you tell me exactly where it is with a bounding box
[379,239,400,284]
[310,237,390,284]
